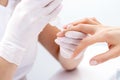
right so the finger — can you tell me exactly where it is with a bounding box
[63,17,100,29]
[68,18,99,26]
[57,24,97,37]
[65,24,98,35]
[88,18,101,25]
[41,0,54,7]
[90,46,120,65]
[48,4,62,18]
[65,31,87,39]
[63,17,101,32]
[56,31,64,37]
[62,18,91,30]
[60,47,73,58]
[72,34,107,58]
[55,39,77,51]
[57,25,76,37]
[57,37,81,45]
[74,49,85,60]
[91,17,101,24]
[60,46,85,59]
[63,24,73,29]
[43,5,62,27]
[63,25,68,29]
[46,0,62,14]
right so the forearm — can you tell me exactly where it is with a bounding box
[0,57,17,80]
[38,24,82,70]
[38,24,60,60]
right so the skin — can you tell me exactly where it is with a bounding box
[39,24,83,70]
[0,1,18,80]
[0,0,8,7]
[57,17,120,66]
[0,0,83,79]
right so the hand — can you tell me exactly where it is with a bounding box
[57,18,120,65]
[56,18,98,59]
[0,0,62,65]
[55,31,86,59]
[57,17,101,37]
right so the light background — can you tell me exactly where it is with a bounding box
[27,0,120,80]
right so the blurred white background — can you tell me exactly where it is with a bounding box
[27,0,120,80]
[59,0,120,26]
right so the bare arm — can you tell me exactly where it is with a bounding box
[38,24,83,70]
[0,57,17,80]
[0,0,8,7]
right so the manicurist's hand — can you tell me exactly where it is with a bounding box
[0,0,62,79]
[55,31,86,70]
[55,31,86,59]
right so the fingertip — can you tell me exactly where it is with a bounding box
[90,59,98,66]
[56,32,64,37]
[54,39,57,43]
[57,28,71,37]
[63,25,68,29]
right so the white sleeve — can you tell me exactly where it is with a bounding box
[0,41,26,65]
[0,0,62,66]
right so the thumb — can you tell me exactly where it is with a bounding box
[72,34,106,58]
[90,45,120,65]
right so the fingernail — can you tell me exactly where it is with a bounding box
[63,25,67,29]
[90,60,98,65]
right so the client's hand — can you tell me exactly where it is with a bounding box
[57,18,120,66]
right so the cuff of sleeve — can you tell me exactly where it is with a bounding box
[0,42,26,66]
